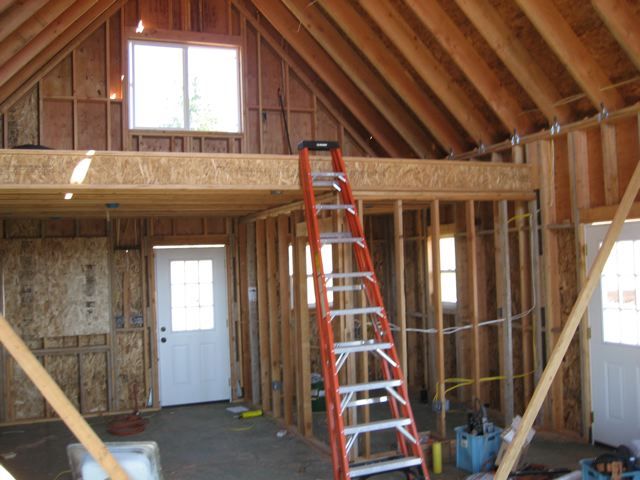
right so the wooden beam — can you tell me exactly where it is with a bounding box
[278,0,451,156]
[592,0,640,72]
[255,219,271,412]
[393,200,407,373]
[495,142,640,480]
[601,123,620,205]
[514,0,624,111]
[465,200,481,401]
[243,0,410,157]
[277,215,293,426]
[0,0,49,44]
[0,314,127,479]
[325,0,485,149]
[403,0,529,135]
[498,200,514,424]
[238,222,252,400]
[266,218,281,418]
[454,0,571,124]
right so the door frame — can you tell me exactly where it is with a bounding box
[145,233,239,409]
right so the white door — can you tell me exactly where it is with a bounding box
[586,222,640,446]
[155,247,231,406]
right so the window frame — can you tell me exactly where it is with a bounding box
[128,38,243,134]
[438,235,458,312]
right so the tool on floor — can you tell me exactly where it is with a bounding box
[299,141,429,480]
[238,409,263,419]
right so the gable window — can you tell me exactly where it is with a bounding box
[128,40,241,132]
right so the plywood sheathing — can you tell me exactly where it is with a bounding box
[7,87,38,147]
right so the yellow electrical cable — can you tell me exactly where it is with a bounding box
[507,213,531,224]
[433,371,535,402]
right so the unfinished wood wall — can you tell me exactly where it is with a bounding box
[0,0,372,157]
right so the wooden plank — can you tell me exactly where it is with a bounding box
[0,0,49,44]
[394,200,407,373]
[430,200,446,437]
[495,139,640,480]
[323,0,485,149]
[277,0,453,156]
[266,218,281,417]
[498,200,514,425]
[465,200,481,401]
[404,0,530,134]
[592,0,640,72]
[514,0,624,111]
[238,222,251,400]
[277,215,293,425]
[255,219,271,412]
[454,0,570,123]
[601,123,620,205]
[0,314,127,479]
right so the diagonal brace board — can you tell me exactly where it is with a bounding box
[0,314,128,479]
[495,156,640,479]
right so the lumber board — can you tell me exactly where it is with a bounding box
[0,314,127,479]
[277,215,293,425]
[265,218,281,418]
[465,200,481,401]
[394,200,407,373]
[494,139,640,480]
[255,219,271,412]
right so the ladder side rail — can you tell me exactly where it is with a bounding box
[300,148,350,479]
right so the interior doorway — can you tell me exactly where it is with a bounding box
[586,222,640,446]
[154,246,231,406]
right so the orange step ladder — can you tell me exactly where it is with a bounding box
[299,140,429,479]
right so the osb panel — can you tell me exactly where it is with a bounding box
[7,87,38,148]
[202,138,229,153]
[245,24,259,107]
[46,355,80,413]
[288,112,313,149]
[173,217,204,235]
[587,127,605,208]
[5,219,40,238]
[141,0,171,30]
[77,101,107,151]
[557,229,582,433]
[1,238,110,337]
[116,218,141,247]
[615,117,640,200]
[110,102,123,151]
[139,137,172,152]
[152,217,173,236]
[553,135,571,222]
[82,352,108,413]
[288,70,313,110]
[343,131,365,157]
[41,55,73,97]
[42,100,73,150]
[109,11,123,99]
[44,218,76,238]
[116,331,146,410]
[113,250,143,320]
[172,137,184,152]
[11,359,44,420]
[75,26,107,98]
[260,39,283,110]
[190,137,202,152]
[262,110,285,155]
[206,217,226,234]
[247,109,260,153]
[316,102,339,142]
[202,0,229,34]
[77,219,107,237]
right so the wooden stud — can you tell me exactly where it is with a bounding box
[495,137,640,480]
[498,200,514,425]
[601,123,620,205]
[465,200,481,401]
[277,215,293,425]
[266,218,281,417]
[239,222,251,400]
[393,200,408,373]
[255,219,271,412]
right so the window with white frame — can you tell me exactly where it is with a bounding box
[288,244,333,306]
[128,41,241,132]
[440,236,457,304]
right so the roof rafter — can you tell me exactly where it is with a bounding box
[455,0,571,124]
[514,0,624,111]
[0,0,48,44]
[403,0,531,135]
[278,0,455,156]
[246,0,410,157]
[356,0,496,144]
[592,0,640,72]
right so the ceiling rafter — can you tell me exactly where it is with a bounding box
[514,0,624,112]
[455,0,571,124]
[0,0,49,44]
[356,0,496,144]
[247,0,409,158]
[0,0,100,89]
[0,0,122,109]
[278,0,454,156]
[0,0,14,16]
[591,0,640,72]
[403,0,531,135]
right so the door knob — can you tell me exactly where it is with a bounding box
[161,337,167,343]
[161,326,166,332]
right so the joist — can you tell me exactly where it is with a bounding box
[326,0,488,149]
[403,0,530,135]
[495,142,640,480]
[278,0,450,156]
[243,0,409,158]
[592,0,640,72]
[514,0,624,111]
[0,314,127,479]
[454,0,571,123]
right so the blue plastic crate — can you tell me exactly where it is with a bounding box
[580,459,640,480]
[455,425,503,473]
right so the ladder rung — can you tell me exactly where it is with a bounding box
[312,180,341,189]
[330,306,382,318]
[325,272,372,280]
[349,456,423,478]
[319,232,364,245]
[343,395,389,409]
[334,340,392,354]
[325,284,363,293]
[311,172,345,178]
[315,203,355,213]
[343,417,411,436]
[339,379,402,394]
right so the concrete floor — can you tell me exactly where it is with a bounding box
[0,401,608,479]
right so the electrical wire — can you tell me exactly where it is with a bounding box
[52,470,71,480]
[433,371,535,402]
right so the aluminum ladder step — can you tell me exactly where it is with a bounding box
[349,456,423,478]
[316,203,355,214]
[343,417,411,436]
[325,284,363,293]
[311,171,345,179]
[330,306,382,319]
[319,232,364,245]
[338,379,402,394]
[334,340,392,354]
[325,272,373,280]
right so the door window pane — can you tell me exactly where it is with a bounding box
[169,260,215,331]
